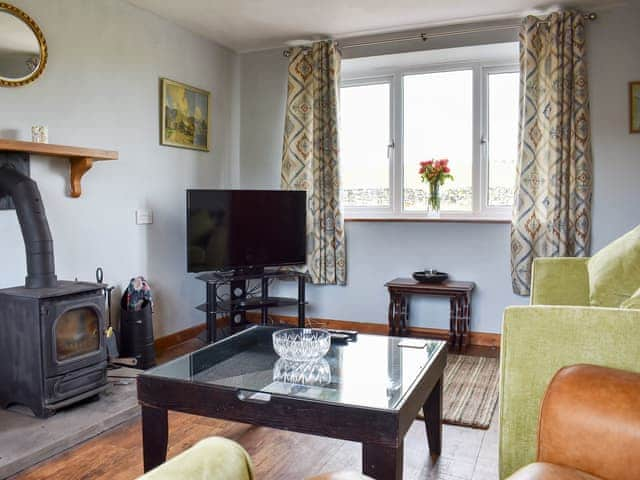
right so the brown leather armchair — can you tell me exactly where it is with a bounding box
[508,364,640,480]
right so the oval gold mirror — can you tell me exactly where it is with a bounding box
[0,3,47,87]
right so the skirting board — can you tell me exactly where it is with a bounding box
[155,313,500,355]
[154,316,232,355]
[154,323,207,353]
[246,313,500,348]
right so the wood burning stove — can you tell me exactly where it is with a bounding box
[0,166,108,418]
[0,282,108,417]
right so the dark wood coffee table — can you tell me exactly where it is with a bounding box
[137,326,447,480]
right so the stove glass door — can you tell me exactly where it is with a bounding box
[55,307,101,361]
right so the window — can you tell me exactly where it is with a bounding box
[403,70,473,212]
[340,80,391,208]
[339,48,519,219]
[486,70,519,207]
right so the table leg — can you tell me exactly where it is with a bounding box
[455,295,464,352]
[206,282,217,343]
[399,295,409,336]
[298,274,306,327]
[261,276,269,325]
[362,441,403,480]
[388,292,404,336]
[142,405,168,473]
[423,377,443,459]
[461,293,471,352]
[448,296,457,348]
[388,292,396,335]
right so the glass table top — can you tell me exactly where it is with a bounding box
[144,326,446,411]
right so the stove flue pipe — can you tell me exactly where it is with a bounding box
[0,166,57,289]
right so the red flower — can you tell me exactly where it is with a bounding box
[443,166,450,173]
[419,166,426,174]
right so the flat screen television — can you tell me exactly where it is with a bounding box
[187,189,307,273]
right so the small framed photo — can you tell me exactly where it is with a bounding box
[160,78,210,151]
[630,81,640,133]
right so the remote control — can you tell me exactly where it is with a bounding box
[327,329,358,339]
[330,333,350,343]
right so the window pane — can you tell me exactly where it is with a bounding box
[340,83,391,208]
[403,70,473,212]
[488,72,519,206]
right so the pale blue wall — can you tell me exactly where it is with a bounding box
[238,4,640,334]
[3,3,636,340]
[588,4,640,251]
[238,48,528,334]
[0,0,238,337]
[276,221,520,332]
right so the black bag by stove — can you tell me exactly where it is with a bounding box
[119,297,156,369]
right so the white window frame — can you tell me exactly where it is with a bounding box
[340,75,395,216]
[481,65,520,219]
[340,59,518,221]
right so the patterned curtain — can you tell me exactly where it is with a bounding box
[281,41,346,285]
[510,11,593,295]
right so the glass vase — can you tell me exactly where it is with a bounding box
[427,183,441,217]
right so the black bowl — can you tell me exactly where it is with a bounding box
[412,271,449,284]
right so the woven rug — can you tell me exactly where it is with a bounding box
[420,354,499,429]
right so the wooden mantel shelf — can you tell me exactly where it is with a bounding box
[0,139,118,198]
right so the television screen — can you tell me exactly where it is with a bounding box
[187,189,307,272]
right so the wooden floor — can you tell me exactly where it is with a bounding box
[10,338,499,480]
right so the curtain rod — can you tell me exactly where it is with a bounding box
[282,12,597,57]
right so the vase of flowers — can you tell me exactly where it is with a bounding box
[419,159,453,216]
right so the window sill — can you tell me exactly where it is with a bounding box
[344,216,511,224]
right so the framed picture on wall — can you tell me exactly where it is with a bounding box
[160,78,210,151]
[630,81,640,134]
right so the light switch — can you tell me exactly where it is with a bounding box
[136,209,153,225]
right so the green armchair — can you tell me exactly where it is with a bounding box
[499,258,640,479]
[137,437,254,480]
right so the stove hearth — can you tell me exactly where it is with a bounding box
[0,165,107,418]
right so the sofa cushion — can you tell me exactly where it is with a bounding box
[621,287,640,309]
[138,437,254,480]
[588,224,640,307]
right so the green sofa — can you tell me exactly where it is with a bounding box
[137,437,254,480]
[499,257,640,479]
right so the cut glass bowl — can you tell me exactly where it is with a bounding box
[272,328,331,361]
[273,358,332,386]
